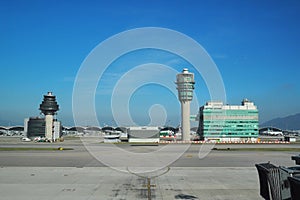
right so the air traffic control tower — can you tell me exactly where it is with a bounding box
[176,68,195,141]
[39,92,59,140]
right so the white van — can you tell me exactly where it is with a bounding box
[21,137,31,142]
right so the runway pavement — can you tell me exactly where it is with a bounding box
[0,137,299,199]
[0,142,297,167]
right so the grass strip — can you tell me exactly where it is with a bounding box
[212,147,300,152]
[0,147,73,151]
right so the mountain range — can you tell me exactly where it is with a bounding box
[261,113,300,130]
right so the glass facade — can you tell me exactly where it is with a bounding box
[198,100,259,141]
[27,117,46,138]
[176,69,195,101]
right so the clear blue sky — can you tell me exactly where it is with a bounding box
[1,0,300,126]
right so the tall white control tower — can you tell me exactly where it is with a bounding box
[176,68,195,141]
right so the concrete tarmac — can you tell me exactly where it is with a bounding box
[0,138,299,199]
[0,166,260,200]
[0,143,297,167]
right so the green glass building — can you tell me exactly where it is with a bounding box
[197,99,259,142]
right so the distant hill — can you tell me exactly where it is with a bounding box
[261,113,300,130]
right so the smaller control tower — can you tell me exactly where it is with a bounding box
[39,92,59,141]
[176,68,195,141]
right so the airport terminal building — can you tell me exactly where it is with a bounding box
[25,117,61,140]
[197,99,259,142]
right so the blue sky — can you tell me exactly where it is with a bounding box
[1,0,300,126]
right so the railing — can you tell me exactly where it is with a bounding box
[255,162,300,200]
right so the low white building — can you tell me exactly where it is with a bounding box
[128,127,160,143]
